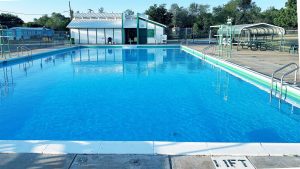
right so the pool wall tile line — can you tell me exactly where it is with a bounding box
[1,141,300,156]
[181,45,300,105]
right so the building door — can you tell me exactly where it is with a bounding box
[139,28,147,44]
[125,28,137,44]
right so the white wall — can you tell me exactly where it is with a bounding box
[97,29,105,44]
[71,28,124,44]
[114,29,122,44]
[71,29,80,44]
[155,26,164,44]
[79,29,88,44]
[88,29,97,44]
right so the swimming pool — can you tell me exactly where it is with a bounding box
[0,46,299,143]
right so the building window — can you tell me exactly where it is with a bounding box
[147,29,155,38]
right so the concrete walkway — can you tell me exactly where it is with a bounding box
[1,154,300,169]
[0,45,74,61]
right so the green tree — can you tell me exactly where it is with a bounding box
[189,3,210,16]
[29,13,70,31]
[192,23,200,36]
[212,0,239,24]
[236,0,261,24]
[145,4,172,26]
[169,4,193,28]
[260,7,280,24]
[274,0,297,29]
[0,13,24,28]
[212,0,261,25]
[124,9,134,16]
[98,7,104,13]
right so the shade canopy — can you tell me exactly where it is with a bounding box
[213,23,285,36]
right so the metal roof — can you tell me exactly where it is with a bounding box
[67,19,122,29]
[74,13,122,20]
[213,23,285,36]
[68,12,166,29]
[9,27,53,31]
[138,16,167,28]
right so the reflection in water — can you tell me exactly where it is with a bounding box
[0,67,15,101]
[213,66,230,102]
[1,47,300,118]
[71,48,168,75]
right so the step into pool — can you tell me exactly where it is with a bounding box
[0,46,299,142]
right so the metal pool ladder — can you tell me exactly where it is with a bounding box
[17,46,32,57]
[270,63,299,102]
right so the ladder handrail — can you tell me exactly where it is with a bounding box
[271,63,298,78]
[17,46,32,57]
[270,62,299,102]
[270,63,298,93]
[279,66,299,100]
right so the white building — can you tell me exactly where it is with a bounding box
[67,12,167,45]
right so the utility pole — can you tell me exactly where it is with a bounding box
[69,1,74,20]
[297,0,300,67]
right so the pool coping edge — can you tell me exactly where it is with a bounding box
[181,45,300,105]
[0,140,299,156]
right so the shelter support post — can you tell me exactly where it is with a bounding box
[209,29,212,44]
[137,13,140,44]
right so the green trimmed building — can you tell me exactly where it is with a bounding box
[67,12,167,45]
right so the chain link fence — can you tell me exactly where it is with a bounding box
[8,31,71,53]
[165,27,216,44]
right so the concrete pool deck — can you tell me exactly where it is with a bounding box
[1,153,300,169]
[186,44,300,84]
[0,45,74,61]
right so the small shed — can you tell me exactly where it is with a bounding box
[8,27,54,40]
[67,12,167,45]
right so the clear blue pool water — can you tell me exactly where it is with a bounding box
[0,47,300,143]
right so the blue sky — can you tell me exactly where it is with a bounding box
[0,0,287,22]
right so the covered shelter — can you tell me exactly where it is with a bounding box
[209,23,286,55]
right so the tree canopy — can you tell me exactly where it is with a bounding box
[0,13,24,28]
[24,13,70,31]
[124,9,134,16]
[145,4,173,26]
[143,0,297,37]
[274,0,297,29]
